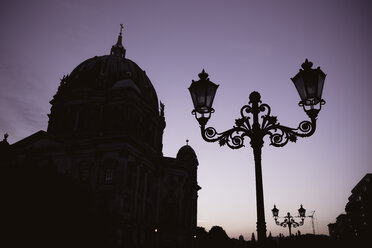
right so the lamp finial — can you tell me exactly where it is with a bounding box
[198,69,209,80]
[301,59,313,71]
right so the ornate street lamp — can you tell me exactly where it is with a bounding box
[291,59,326,119]
[188,59,326,243]
[189,69,219,126]
[271,204,307,236]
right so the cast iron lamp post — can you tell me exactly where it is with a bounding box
[271,204,307,236]
[188,59,326,243]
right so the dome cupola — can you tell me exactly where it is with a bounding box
[177,140,198,166]
[110,24,126,58]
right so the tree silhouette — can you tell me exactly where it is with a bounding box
[196,226,209,247]
[208,226,231,248]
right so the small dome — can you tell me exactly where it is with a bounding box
[177,144,198,164]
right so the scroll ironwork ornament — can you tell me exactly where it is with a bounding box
[198,91,316,150]
[275,215,304,228]
[273,211,305,236]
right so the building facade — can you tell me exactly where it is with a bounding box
[1,29,200,248]
[328,173,372,240]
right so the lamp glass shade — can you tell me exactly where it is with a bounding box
[298,204,306,218]
[272,205,279,217]
[316,68,326,100]
[291,59,326,106]
[189,70,219,113]
[292,75,306,102]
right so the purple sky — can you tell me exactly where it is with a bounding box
[1,0,371,239]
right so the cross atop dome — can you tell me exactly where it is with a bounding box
[111,24,126,58]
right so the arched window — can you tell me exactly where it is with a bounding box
[104,168,114,185]
[101,158,118,185]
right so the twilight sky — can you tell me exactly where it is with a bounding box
[1,0,371,239]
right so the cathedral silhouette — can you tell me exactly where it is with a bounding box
[1,27,200,248]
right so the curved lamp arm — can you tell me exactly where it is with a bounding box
[274,214,305,228]
[198,93,318,149]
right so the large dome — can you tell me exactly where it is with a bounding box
[67,54,158,110]
[47,31,165,154]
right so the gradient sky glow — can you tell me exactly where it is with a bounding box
[1,0,371,239]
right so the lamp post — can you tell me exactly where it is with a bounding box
[271,204,307,236]
[188,59,326,244]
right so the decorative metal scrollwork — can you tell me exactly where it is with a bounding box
[275,216,304,229]
[200,93,317,149]
[202,126,246,149]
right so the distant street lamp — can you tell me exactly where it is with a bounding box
[188,59,326,243]
[271,204,307,236]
